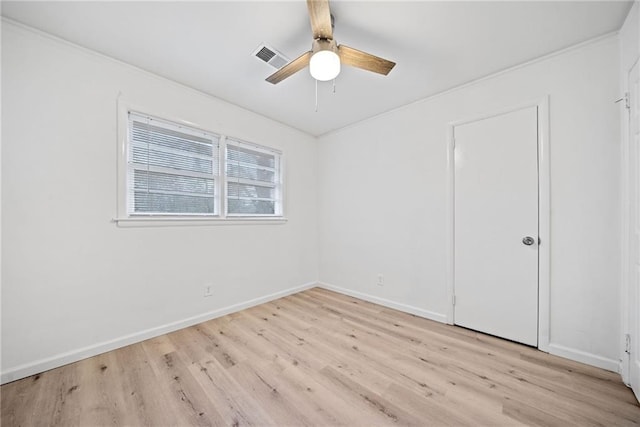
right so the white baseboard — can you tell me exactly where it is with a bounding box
[318,282,448,324]
[1,282,317,385]
[547,343,620,373]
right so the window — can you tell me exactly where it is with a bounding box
[226,139,282,216]
[128,112,220,216]
[125,111,283,220]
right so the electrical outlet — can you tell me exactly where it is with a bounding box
[377,274,384,286]
[204,285,213,297]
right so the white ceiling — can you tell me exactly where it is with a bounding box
[1,1,632,136]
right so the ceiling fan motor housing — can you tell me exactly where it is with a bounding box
[312,38,338,55]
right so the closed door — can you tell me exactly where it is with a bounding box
[454,106,539,346]
[628,59,640,401]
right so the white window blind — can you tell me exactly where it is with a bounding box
[127,112,220,215]
[225,139,282,216]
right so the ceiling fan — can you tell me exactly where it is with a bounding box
[266,0,396,84]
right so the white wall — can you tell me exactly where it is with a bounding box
[1,21,318,383]
[318,35,622,370]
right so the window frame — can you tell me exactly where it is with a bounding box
[115,102,286,226]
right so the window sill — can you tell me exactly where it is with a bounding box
[111,216,288,227]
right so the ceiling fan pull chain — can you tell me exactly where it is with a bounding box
[315,79,319,112]
[333,79,336,94]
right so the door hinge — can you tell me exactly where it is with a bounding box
[625,334,631,354]
[452,295,456,306]
[616,92,631,110]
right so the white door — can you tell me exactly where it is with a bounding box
[454,106,539,346]
[628,60,640,401]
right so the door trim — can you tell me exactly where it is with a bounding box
[619,57,636,386]
[445,96,551,352]
[622,57,640,398]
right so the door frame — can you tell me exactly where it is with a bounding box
[445,97,551,352]
[620,58,633,387]
[621,57,640,396]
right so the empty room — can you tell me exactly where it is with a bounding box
[2,0,640,425]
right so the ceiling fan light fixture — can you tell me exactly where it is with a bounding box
[310,50,340,81]
[309,39,340,81]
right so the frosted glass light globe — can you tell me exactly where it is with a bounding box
[309,50,341,81]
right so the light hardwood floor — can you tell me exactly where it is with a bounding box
[2,287,639,426]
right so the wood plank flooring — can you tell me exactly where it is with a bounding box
[2,287,639,426]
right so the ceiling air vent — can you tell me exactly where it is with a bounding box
[253,44,290,70]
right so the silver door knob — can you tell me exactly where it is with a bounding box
[522,236,535,246]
